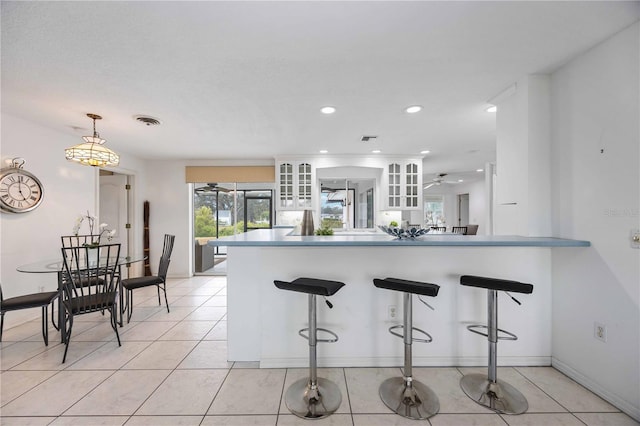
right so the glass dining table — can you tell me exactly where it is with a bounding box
[16,254,147,341]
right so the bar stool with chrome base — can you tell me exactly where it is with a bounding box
[373,277,440,420]
[459,274,534,414]
[274,277,345,419]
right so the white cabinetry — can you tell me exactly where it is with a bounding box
[276,160,314,210]
[385,160,422,210]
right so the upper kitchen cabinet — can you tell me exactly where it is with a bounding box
[384,160,422,210]
[276,159,315,210]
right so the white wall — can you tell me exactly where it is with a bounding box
[0,113,147,328]
[550,23,640,420]
[142,160,192,277]
[494,75,552,236]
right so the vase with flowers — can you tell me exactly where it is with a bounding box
[73,211,116,266]
[73,211,116,247]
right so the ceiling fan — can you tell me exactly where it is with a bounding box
[423,173,461,190]
[194,183,232,193]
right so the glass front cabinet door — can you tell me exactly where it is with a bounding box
[385,160,422,210]
[277,160,314,210]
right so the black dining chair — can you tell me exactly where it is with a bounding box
[122,234,175,323]
[58,234,109,328]
[465,224,479,235]
[60,243,122,363]
[452,226,468,234]
[1,283,58,345]
[430,226,446,232]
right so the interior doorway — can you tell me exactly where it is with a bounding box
[99,170,131,277]
[457,193,470,226]
[319,178,375,229]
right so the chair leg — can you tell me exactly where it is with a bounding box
[50,299,60,331]
[1,312,4,342]
[284,294,341,419]
[379,292,439,420]
[110,305,121,346]
[460,289,528,414]
[126,289,133,323]
[62,312,73,364]
[41,305,49,346]
[156,285,161,306]
[162,283,170,313]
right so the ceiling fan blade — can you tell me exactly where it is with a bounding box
[423,183,436,190]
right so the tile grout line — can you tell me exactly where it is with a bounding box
[512,366,583,415]
[341,367,356,426]
[276,368,289,425]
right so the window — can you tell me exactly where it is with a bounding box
[320,189,355,229]
[424,195,445,227]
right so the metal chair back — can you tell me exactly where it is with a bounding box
[157,234,175,279]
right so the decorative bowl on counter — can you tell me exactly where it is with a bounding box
[378,225,430,239]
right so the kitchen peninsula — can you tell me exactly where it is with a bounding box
[210,229,589,368]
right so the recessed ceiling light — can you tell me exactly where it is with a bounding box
[319,150,328,154]
[405,105,422,114]
[476,168,484,172]
[372,150,381,154]
[458,179,464,182]
[420,150,430,155]
[486,105,497,113]
[321,106,336,114]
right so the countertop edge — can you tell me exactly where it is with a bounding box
[207,229,591,247]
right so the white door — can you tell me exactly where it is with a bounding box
[458,193,470,226]
[100,174,128,258]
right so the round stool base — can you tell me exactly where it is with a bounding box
[285,377,342,419]
[379,377,439,420]
[460,373,528,414]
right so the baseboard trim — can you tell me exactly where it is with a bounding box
[552,357,640,422]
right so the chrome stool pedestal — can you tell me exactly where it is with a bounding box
[459,275,534,415]
[374,277,440,420]
[274,277,345,420]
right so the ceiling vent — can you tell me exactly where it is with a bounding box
[360,135,378,142]
[134,115,161,126]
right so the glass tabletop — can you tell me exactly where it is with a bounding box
[16,254,147,273]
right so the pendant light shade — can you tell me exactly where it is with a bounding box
[65,113,120,167]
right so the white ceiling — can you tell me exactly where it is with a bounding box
[2,1,638,178]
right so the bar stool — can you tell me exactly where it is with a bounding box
[373,277,440,420]
[459,274,534,414]
[274,277,345,419]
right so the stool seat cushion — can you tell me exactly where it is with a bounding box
[460,275,533,294]
[274,277,345,296]
[373,277,439,297]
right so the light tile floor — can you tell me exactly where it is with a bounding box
[1,276,638,426]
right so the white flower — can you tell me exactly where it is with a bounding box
[71,211,113,244]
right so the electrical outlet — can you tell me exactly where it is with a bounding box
[388,305,397,319]
[594,322,607,343]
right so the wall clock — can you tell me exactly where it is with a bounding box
[0,158,44,213]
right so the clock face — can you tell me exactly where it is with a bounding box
[0,169,44,213]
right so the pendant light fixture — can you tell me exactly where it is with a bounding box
[65,113,120,167]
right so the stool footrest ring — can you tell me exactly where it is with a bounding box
[298,327,339,343]
[389,325,433,343]
[466,324,517,341]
